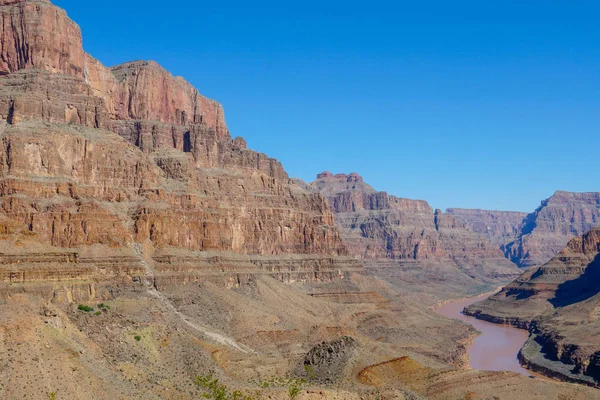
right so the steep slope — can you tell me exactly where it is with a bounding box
[504,191,600,267]
[0,0,356,287]
[446,208,527,248]
[306,172,520,299]
[466,227,600,386]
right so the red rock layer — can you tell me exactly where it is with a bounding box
[306,172,519,282]
[0,0,356,295]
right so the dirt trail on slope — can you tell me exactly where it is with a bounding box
[131,242,254,353]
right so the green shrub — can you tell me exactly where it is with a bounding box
[134,335,142,341]
[194,375,258,400]
[94,311,101,316]
[288,383,301,399]
[303,364,317,381]
[77,304,94,312]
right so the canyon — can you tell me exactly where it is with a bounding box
[449,191,600,268]
[466,227,600,387]
[0,0,598,399]
[304,172,521,300]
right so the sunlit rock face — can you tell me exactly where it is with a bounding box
[306,172,520,283]
[0,0,360,299]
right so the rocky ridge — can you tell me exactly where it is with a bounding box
[451,192,600,268]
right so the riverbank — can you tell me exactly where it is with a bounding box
[434,292,538,377]
[461,297,600,389]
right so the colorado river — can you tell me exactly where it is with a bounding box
[435,292,537,377]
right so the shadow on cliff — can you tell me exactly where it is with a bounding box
[550,253,600,308]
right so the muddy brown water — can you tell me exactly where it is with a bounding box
[435,292,537,377]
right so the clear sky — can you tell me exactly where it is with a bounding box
[53,0,599,212]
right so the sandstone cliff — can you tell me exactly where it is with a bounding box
[0,0,360,300]
[305,172,520,298]
[447,192,600,269]
[503,191,600,267]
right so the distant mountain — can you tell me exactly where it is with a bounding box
[446,208,527,247]
[504,191,600,267]
[448,191,600,268]
[304,172,520,298]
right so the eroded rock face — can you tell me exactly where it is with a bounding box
[305,172,520,291]
[504,191,600,268]
[0,0,356,298]
[446,208,527,248]
[0,0,83,76]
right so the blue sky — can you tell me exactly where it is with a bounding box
[54,0,599,212]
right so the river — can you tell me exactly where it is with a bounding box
[435,292,536,377]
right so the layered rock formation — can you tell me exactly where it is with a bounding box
[0,0,361,300]
[305,172,520,298]
[448,192,600,269]
[466,227,600,385]
[503,191,600,267]
[446,208,527,248]
[0,2,377,397]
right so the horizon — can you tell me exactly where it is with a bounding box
[53,0,600,212]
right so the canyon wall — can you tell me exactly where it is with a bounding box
[448,191,600,269]
[503,191,600,267]
[0,0,360,300]
[446,208,527,247]
[305,172,520,296]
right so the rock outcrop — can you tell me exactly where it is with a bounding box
[466,227,600,385]
[305,172,520,298]
[295,336,358,384]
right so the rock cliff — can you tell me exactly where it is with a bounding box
[503,191,600,267]
[446,208,527,247]
[448,192,600,269]
[0,0,358,300]
[305,172,520,298]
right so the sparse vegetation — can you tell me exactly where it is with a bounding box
[97,303,110,310]
[134,335,142,341]
[77,304,94,312]
[195,375,259,400]
[47,392,57,400]
[288,383,301,399]
[303,364,317,382]
[94,311,101,316]
[250,376,306,389]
